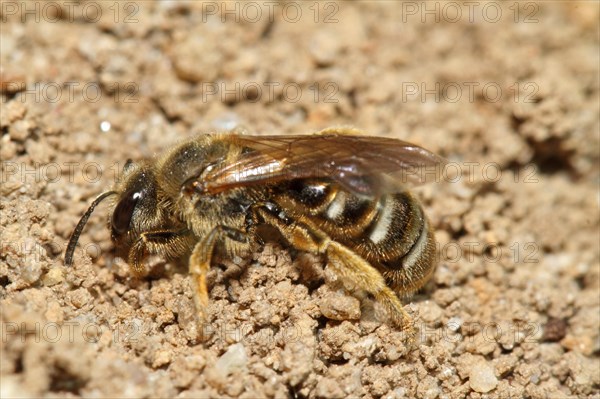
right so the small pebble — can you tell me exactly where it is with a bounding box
[469,360,498,393]
[542,317,568,342]
[420,301,444,324]
[42,267,64,286]
[309,30,341,66]
[214,343,247,377]
[319,292,361,321]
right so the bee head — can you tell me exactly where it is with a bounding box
[65,160,172,266]
[109,162,164,245]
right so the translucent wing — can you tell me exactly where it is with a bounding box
[201,128,446,195]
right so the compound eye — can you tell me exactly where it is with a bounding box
[112,189,142,235]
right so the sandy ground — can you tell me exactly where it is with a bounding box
[1,1,599,398]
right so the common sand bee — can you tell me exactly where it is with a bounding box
[65,127,445,332]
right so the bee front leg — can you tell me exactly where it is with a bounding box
[188,226,248,328]
[128,230,194,276]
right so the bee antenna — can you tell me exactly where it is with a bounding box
[64,191,117,266]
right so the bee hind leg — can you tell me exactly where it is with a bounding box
[188,226,248,329]
[324,241,415,336]
[255,206,414,336]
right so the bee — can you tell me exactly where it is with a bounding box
[65,127,445,333]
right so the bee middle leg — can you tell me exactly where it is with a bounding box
[255,207,414,334]
[188,226,248,326]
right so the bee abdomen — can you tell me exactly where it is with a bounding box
[324,190,434,272]
[278,180,434,261]
[365,194,422,255]
[276,180,436,292]
[348,191,436,293]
